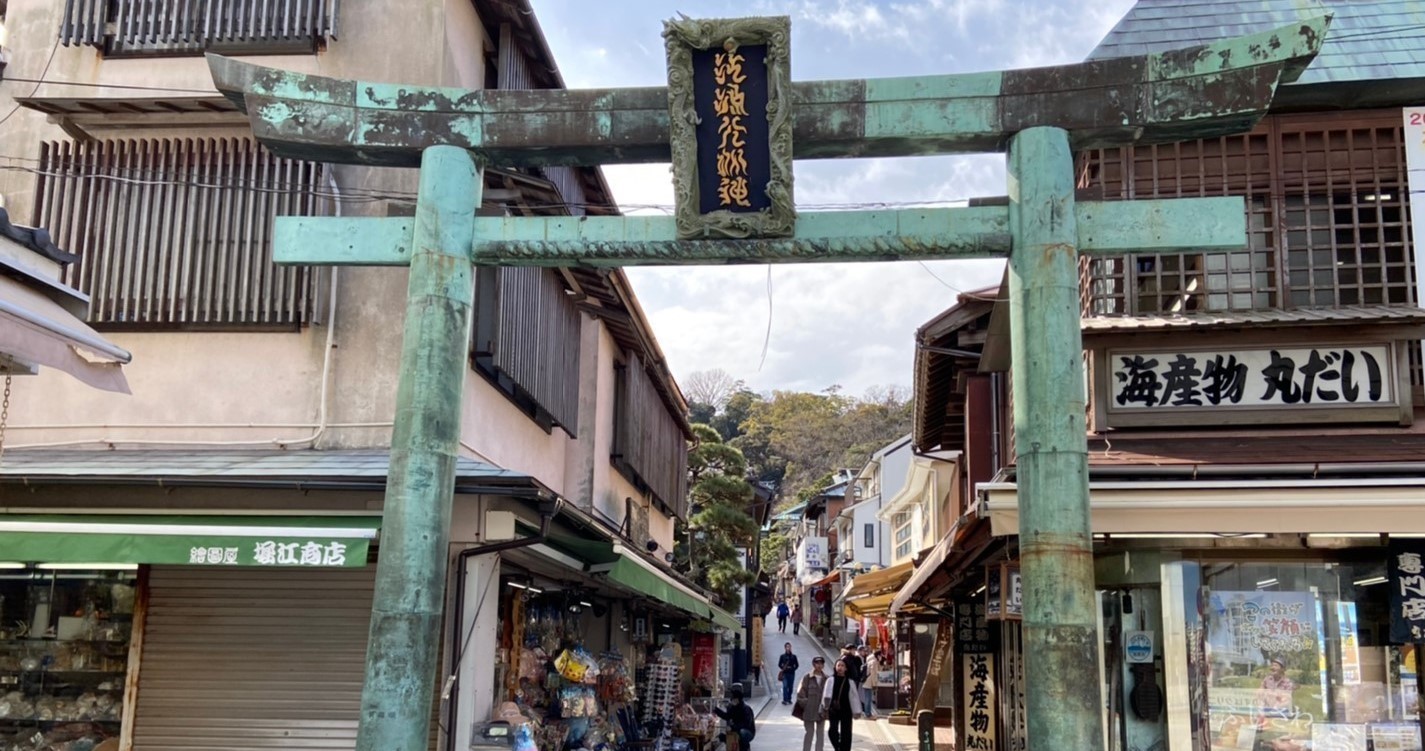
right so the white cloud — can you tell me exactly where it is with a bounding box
[530,0,1137,393]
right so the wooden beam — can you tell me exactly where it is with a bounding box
[207,17,1327,168]
[273,197,1245,267]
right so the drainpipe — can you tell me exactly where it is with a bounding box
[444,496,562,751]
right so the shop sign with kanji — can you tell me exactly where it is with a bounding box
[664,16,793,240]
[1097,344,1405,428]
[963,653,998,750]
[1389,542,1425,643]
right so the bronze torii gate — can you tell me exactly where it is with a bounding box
[208,16,1325,751]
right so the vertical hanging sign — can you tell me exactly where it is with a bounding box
[964,653,998,751]
[664,16,794,239]
[1389,541,1425,643]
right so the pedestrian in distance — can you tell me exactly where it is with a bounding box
[839,644,864,692]
[776,600,790,633]
[714,683,757,751]
[796,656,830,751]
[791,603,803,635]
[821,658,864,751]
[778,642,801,705]
[860,646,879,718]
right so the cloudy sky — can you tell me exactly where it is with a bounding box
[529,0,1136,396]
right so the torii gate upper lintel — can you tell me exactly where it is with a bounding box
[207,15,1328,751]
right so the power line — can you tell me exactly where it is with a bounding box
[0,39,62,131]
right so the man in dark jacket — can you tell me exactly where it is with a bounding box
[778,643,800,705]
[715,684,757,750]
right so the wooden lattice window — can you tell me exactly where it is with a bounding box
[58,0,339,56]
[471,267,582,436]
[1079,110,1413,317]
[33,137,325,329]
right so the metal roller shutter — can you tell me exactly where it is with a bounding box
[131,566,375,750]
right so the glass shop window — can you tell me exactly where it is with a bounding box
[1182,559,1420,751]
[0,565,138,750]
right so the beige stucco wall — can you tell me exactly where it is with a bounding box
[0,0,688,539]
[0,2,575,468]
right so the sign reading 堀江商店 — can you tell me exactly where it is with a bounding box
[664,16,794,240]
[1100,344,1403,428]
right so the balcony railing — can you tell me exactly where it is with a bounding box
[59,0,339,56]
[33,137,326,329]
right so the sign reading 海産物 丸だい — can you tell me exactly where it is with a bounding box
[1098,343,1404,428]
[664,16,793,240]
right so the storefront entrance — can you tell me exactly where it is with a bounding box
[1169,556,1423,751]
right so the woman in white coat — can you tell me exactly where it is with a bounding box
[821,658,864,751]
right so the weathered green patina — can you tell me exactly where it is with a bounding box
[273,197,1248,267]
[209,15,1328,750]
[1007,126,1101,749]
[355,145,480,751]
[208,16,1326,167]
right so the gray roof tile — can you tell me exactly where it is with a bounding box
[1090,0,1425,85]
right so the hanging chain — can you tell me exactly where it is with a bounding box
[0,375,10,466]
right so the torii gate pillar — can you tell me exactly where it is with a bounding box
[1008,127,1098,748]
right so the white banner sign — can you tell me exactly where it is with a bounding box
[1108,346,1392,411]
[796,536,827,582]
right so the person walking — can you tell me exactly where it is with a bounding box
[778,642,800,705]
[796,656,830,751]
[839,644,864,695]
[821,658,864,751]
[714,684,757,750]
[776,600,790,633]
[791,603,803,635]
[860,647,880,719]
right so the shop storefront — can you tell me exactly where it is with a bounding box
[484,541,740,751]
[1164,551,1424,751]
[0,512,383,751]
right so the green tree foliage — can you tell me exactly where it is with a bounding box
[738,386,912,504]
[675,424,759,610]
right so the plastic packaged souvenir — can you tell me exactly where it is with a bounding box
[512,723,538,751]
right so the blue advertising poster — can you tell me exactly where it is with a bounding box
[1204,591,1324,751]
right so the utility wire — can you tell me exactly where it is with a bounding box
[0,40,62,131]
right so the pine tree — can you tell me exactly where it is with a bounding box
[676,424,759,610]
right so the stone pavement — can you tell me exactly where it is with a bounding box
[753,617,890,751]
[874,718,957,751]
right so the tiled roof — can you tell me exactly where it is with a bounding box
[1082,304,1425,333]
[0,448,532,490]
[1089,0,1425,86]
[0,208,76,265]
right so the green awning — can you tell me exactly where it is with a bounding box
[708,604,741,633]
[0,515,380,568]
[593,555,711,620]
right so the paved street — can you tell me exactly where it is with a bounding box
[754,617,885,751]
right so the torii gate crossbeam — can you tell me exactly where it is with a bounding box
[208,16,1326,751]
